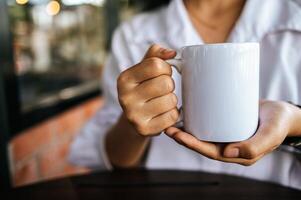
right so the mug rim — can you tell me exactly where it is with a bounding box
[182,42,259,50]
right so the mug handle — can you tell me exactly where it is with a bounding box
[165,58,184,128]
[165,58,183,74]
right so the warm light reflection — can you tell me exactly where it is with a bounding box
[62,0,106,6]
[46,1,61,16]
[16,0,29,5]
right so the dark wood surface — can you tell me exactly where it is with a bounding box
[8,170,301,200]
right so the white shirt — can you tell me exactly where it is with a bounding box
[69,0,301,190]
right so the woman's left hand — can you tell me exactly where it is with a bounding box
[165,99,300,166]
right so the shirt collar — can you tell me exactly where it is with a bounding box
[163,0,202,48]
[228,0,301,42]
[133,0,301,47]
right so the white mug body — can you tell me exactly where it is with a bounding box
[180,43,259,142]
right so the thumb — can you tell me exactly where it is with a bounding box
[143,44,177,60]
[223,125,279,159]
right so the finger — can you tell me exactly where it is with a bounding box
[165,128,266,166]
[120,57,173,87]
[137,44,176,83]
[118,45,176,88]
[143,44,177,60]
[165,127,223,160]
[223,123,283,159]
[165,127,266,166]
[118,44,176,92]
[220,152,266,166]
[143,93,178,118]
[135,75,175,101]
[145,108,179,135]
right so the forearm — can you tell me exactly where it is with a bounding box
[105,113,150,168]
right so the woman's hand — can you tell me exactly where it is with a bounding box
[165,100,300,166]
[117,44,179,136]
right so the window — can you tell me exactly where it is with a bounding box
[2,0,141,134]
[10,0,114,112]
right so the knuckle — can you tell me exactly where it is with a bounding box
[119,94,132,108]
[149,44,161,52]
[126,110,139,123]
[117,71,128,84]
[169,93,178,107]
[136,123,150,136]
[161,75,174,92]
[244,144,258,159]
[148,57,163,70]
[168,109,179,123]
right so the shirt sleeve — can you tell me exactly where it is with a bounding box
[68,24,134,170]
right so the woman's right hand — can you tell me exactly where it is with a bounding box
[117,44,180,136]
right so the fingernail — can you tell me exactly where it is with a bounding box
[224,148,239,158]
[162,48,176,54]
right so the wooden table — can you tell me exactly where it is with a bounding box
[9,170,301,200]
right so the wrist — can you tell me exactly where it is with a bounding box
[120,113,150,142]
[106,113,150,168]
[286,102,301,137]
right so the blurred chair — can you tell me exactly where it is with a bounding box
[0,0,13,189]
[0,76,11,189]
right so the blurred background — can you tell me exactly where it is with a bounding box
[0,0,159,187]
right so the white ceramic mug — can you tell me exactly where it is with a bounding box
[167,43,260,142]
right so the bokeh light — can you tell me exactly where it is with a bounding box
[16,0,29,5]
[46,1,61,16]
